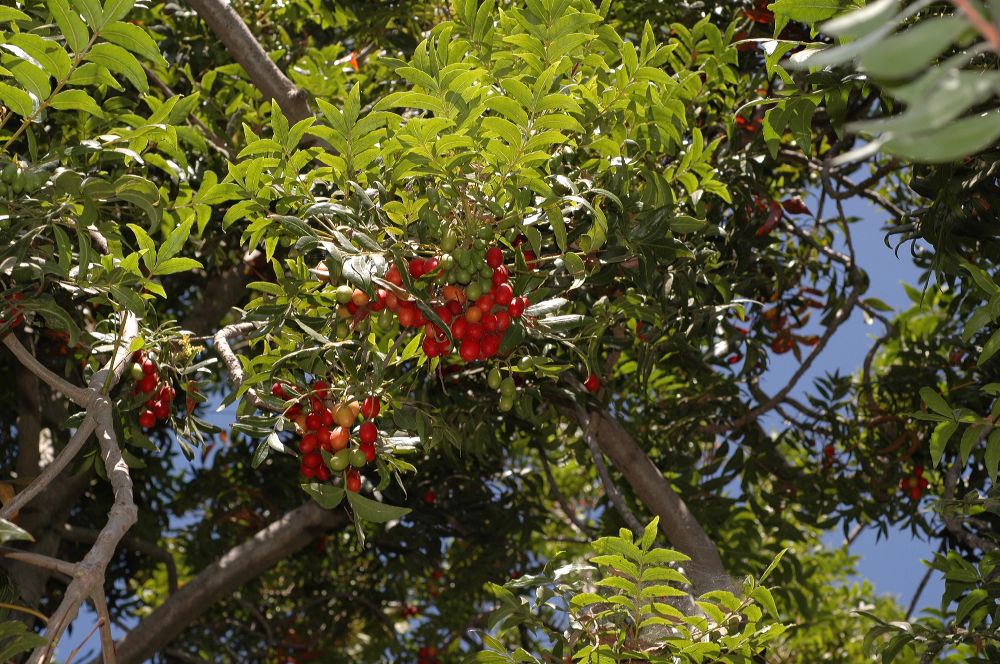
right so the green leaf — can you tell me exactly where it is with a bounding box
[0,517,33,544]
[127,223,156,270]
[919,387,951,417]
[759,548,787,583]
[346,491,410,523]
[929,420,958,466]
[670,215,707,233]
[858,16,968,80]
[102,0,134,23]
[157,218,192,263]
[49,89,104,117]
[85,42,147,91]
[0,82,34,117]
[152,257,202,276]
[48,0,90,53]
[6,33,72,80]
[750,586,778,617]
[884,110,1000,164]
[767,0,846,33]
[100,20,162,63]
[0,7,31,22]
[955,588,987,624]
[986,429,1000,480]
[301,483,346,509]
[979,327,1000,366]
[822,0,899,39]
[70,0,102,28]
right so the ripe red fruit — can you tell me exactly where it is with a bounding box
[141,358,157,375]
[481,334,501,357]
[360,440,376,462]
[316,428,332,450]
[523,250,537,269]
[346,301,360,315]
[492,266,509,285]
[271,382,287,398]
[494,283,514,306]
[386,264,403,286]
[398,305,417,328]
[475,294,494,313]
[315,465,331,482]
[303,452,323,469]
[437,339,452,355]
[823,444,835,458]
[583,374,601,392]
[423,490,437,505]
[466,323,484,341]
[451,317,468,340]
[320,408,334,428]
[508,297,526,318]
[486,246,503,268]
[362,396,380,419]
[482,313,498,332]
[409,258,426,278]
[495,311,511,331]
[300,433,319,455]
[285,404,301,420]
[422,336,441,357]
[424,257,440,277]
[446,299,463,316]
[346,470,362,493]
[371,289,388,311]
[460,339,480,363]
[139,374,157,394]
[313,380,328,398]
[305,412,322,431]
[159,385,175,403]
[300,463,317,479]
[434,305,453,325]
[153,400,170,420]
[139,410,156,429]
[359,422,377,444]
[465,306,483,323]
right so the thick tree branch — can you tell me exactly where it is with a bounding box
[3,334,92,406]
[62,524,179,594]
[586,409,729,593]
[574,406,643,537]
[184,0,312,122]
[112,503,348,664]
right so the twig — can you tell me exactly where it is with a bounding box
[62,524,179,594]
[214,322,278,412]
[941,457,998,553]
[906,564,935,620]
[535,444,594,537]
[951,0,1000,53]
[2,334,92,406]
[141,63,234,160]
[92,591,117,664]
[184,0,313,122]
[0,547,76,578]
[0,601,48,623]
[63,619,101,664]
[574,405,643,537]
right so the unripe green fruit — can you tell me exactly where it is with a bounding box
[479,264,492,279]
[442,228,458,252]
[1,164,15,183]
[378,310,394,330]
[477,226,493,240]
[517,356,532,371]
[466,281,482,301]
[330,449,351,471]
[349,448,367,468]
[499,395,514,412]
[500,377,516,396]
[336,322,351,339]
[456,249,471,268]
[335,285,353,304]
[440,253,454,270]
[130,363,145,381]
[456,268,472,284]
[479,277,493,293]
[473,238,486,251]
[487,367,502,389]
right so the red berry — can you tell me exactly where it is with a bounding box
[154,401,170,420]
[159,385,175,403]
[494,283,514,306]
[423,490,437,505]
[495,311,511,331]
[451,317,468,340]
[482,313,498,332]
[315,465,331,482]
[386,264,403,286]
[360,440,376,462]
[481,334,501,357]
[434,305,454,325]
[320,408,334,428]
[409,258,426,278]
[346,470,362,492]
[316,428,332,450]
[271,382,287,399]
[823,444,835,458]
[422,336,441,358]
[508,297,526,318]
[466,323,484,341]
[914,466,924,477]
[583,374,601,392]
[437,339,452,355]
[475,294,494,313]
[359,421,377,445]
[398,304,417,328]
[492,266,509,285]
[486,246,503,268]
[313,380,328,398]
[362,396,380,419]
[424,257,440,277]
[285,404,301,420]
[300,433,319,455]
[523,250,537,269]
[460,339,480,363]
[303,452,323,469]
[138,410,156,429]
[371,289,388,311]
[139,374,157,394]
[300,463,317,479]
[305,412,322,431]
[446,299,463,316]
[141,358,157,375]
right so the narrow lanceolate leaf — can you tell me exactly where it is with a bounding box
[346,491,410,523]
[49,89,104,116]
[929,420,958,466]
[884,110,1000,164]
[101,21,164,64]
[85,42,147,91]
[858,16,969,80]
[48,0,90,53]
[918,387,951,417]
[0,82,35,117]
[0,517,33,544]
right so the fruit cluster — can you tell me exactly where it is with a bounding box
[486,366,520,412]
[0,292,24,329]
[417,646,441,664]
[130,350,175,429]
[0,161,46,198]
[899,466,929,500]
[372,244,529,364]
[275,380,381,493]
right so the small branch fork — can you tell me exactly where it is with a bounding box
[0,315,140,664]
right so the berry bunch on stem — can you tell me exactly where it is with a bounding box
[131,350,174,429]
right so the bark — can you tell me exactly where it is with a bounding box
[184,0,312,123]
[589,411,730,593]
[113,503,348,664]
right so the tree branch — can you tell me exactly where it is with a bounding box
[573,406,643,537]
[183,0,312,122]
[61,524,179,594]
[111,503,348,664]
[3,334,92,406]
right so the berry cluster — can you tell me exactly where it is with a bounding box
[899,466,929,500]
[275,381,382,493]
[373,244,529,363]
[130,350,175,429]
[486,366,519,412]
[0,161,46,198]
[0,291,24,329]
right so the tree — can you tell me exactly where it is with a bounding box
[0,0,996,662]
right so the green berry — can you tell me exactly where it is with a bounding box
[349,448,367,468]
[330,449,351,471]
[487,367,502,389]
[500,377,516,397]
